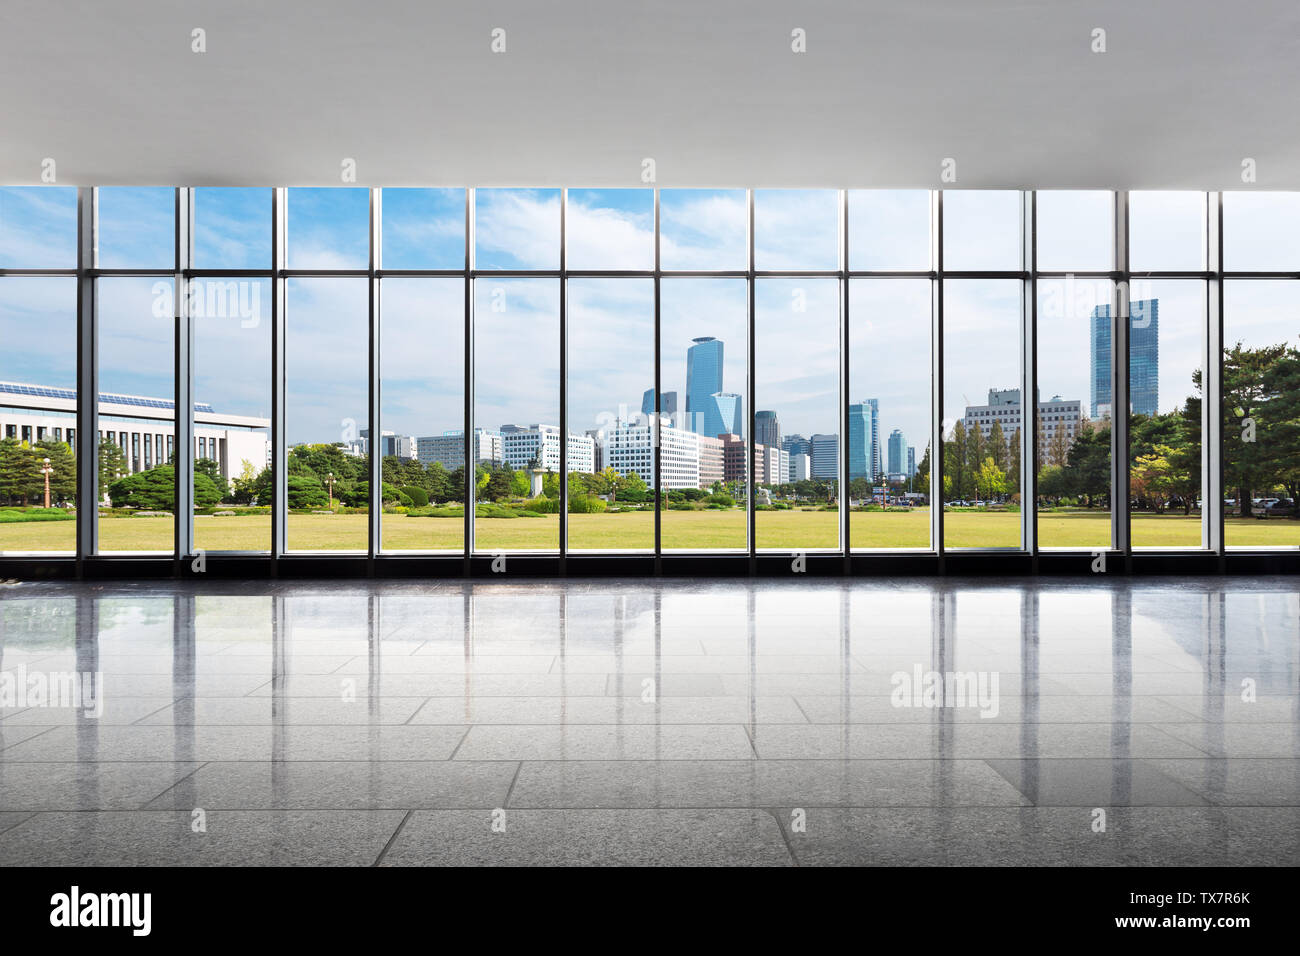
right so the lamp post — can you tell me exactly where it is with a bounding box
[327,472,335,510]
[41,457,53,508]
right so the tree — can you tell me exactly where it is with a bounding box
[0,438,41,505]
[230,459,260,505]
[914,443,931,495]
[988,420,1008,474]
[1222,343,1286,515]
[98,436,127,496]
[975,457,1007,503]
[195,457,229,502]
[509,468,531,498]
[287,474,328,509]
[1007,428,1021,496]
[1047,423,1070,468]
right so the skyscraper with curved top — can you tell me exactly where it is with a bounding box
[686,336,724,433]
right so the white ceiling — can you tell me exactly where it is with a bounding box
[2,0,1299,188]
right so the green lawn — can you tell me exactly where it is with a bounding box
[2,508,1297,553]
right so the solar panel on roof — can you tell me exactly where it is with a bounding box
[0,381,215,413]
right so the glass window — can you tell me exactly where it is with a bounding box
[1224,192,1300,272]
[848,190,931,271]
[0,186,77,268]
[193,188,271,269]
[660,278,749,551]
[848,278,931,550]
[1129,191,1206,272]
[1036,191,1112,272]
[755,278,840,550]
[660,189,747,271]
[380,188,465,270]
[192,277,272,553]
[942,280,1022,548]
[473,278,559,551]
[285,278,368,552]
[754,189,839,271]
[1223,281,1300,548]
[97,277,174,552]
[475,189,560,271]
[379,277,464,553]
[943,191,1021,271]
[286,187,369,270]
[566,189,654,271]
[1129,280,1205,548]
[567,279,654,550]
[0,277,78,553]
[1036,277,1112,550]
[97,187,175,269]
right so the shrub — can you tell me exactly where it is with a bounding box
[400,486,429,508]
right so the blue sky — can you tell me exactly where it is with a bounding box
[2,185,1299,455]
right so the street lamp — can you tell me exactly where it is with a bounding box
[326,472,335,510]
[41,457,53,508]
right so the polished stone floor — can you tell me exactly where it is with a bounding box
[0,577,1297,866]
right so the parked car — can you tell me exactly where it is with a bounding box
[1263,498,1296,516]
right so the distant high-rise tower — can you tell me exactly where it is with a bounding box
[686,337,723,433]
[755,410,780,449]
[847,402,873,480]
[782,434,811,458]
[810,434,839,480]
[1091,299,1159,417]
[706,392,743,438]
[888,429,906,476]
[907,446,916,478]
[866,398,882,478]
[641,388,677,419]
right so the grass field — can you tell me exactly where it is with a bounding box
[2,508,1297,553]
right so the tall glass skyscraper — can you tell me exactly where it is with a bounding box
[887,428,906,475]
[847,402,872,480]
[686,336,723,431]
[706,392,744,438]
[867,397,881,477]
[755,410,780,449]
[1090,299,1159,417]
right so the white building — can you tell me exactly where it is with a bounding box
[963,388,1082,451]
[759,445,790,487]
[500,424,595,474]
[417,428,502,470]
[603,421,700,490]
[788,453,811,482]
[0,381,269,483]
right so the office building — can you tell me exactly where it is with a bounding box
[499,424,595,474]
[685,336,723,432]
[809,433,838,480]
[417,428,502,471]
[963,389,1082,453]
[1091,298,1158,418]
[604,421,699,490]
[0,381,268,483]
[847,403,873,480]
[755,410,780,450]
[887,429,906,476]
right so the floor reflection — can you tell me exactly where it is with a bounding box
[0,577,1297,865]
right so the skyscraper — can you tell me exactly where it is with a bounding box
[686,336,723,432]
[867,398,881,478]
[847,402,873,480]
[1091,299,1159,417]
[907,446,916,478]
[888,428,906,475]
[755,410,780,449]
[641,388,677,419]
[706,392,743,438]
[810,433,839,480]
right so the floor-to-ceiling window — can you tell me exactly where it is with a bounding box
[848,189,932,550]
[0,186,78,554]
[753,189,841,552]
[3,184,1300,568]
[1035,191,1114,551]
[191,187,273,553]
[378,187,466,553]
